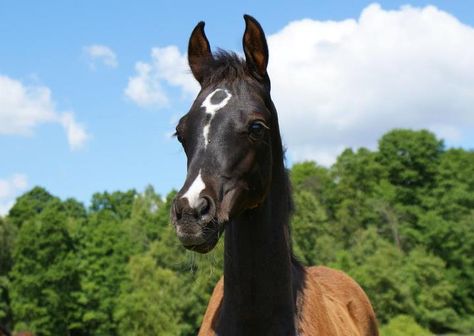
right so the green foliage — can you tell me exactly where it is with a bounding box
[333,227,409,324]
[0,217,16,328]
[0,217,16,273]
[330,149,387,246]
[429,149,474,221]
[74,205,136,334]
[7,187,57,228]
[381,315,432,336]
[115,249,184,336]
[125,185,165,250]
[90,189,137,221]
[404,248,457,330]
[290,130,472,333]
[377,129,443,191]
[332,227,457,330]
[9,199,79,335]
[1,129,473,335]
[291,190,331,265]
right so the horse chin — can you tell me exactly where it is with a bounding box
[179,218,225,254]
[183,239,218,254]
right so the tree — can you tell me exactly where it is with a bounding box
[74,210,135,335]
[418,148,474,330]
[290,162,334,209]
[329,148,388,245]
[7,187,57,228]
[10,200,79,335]
[402,248,456,332]
[0,217,16,273]
[381,315,432,336]
[427,148,474,221]
[333,227,410,324]
[90,190,137,221]
[333,148,386,197]
[377,129,443,202]
[0,217,16,330]
[334,227,458,332]
[115,247,185,336]
[125,185,165,251]
[291,190,332,265]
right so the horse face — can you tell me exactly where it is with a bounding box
[171,16,272,253]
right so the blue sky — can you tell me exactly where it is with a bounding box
[1,0,474,213]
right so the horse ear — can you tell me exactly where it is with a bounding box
[243,15,269,79]
[188,21,212,85]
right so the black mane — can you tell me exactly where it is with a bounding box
[200,50,253,86]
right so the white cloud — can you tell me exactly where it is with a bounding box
[267,4,474,164]
[59,112,90,150]
[0,75,90,150]
[83,44,118,68]
[125,62,169,107]
[0,76,56,135]
[125,46,199,108]
[0,174,28,216]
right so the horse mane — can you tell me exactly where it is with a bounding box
[199,50,252,86]
[285,169,305,273]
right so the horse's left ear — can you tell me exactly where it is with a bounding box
[243,15,269,80]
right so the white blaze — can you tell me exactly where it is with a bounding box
[181,170,206,208]
[180,89,231,208]
[201,89,232,148]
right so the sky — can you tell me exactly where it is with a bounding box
[1,0,474,214]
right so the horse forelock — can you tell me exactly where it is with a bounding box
[199,50,248,86]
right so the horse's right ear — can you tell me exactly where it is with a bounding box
[188,21,212,85]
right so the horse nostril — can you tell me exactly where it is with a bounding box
[173,195,214,222]
[196,196,213,218]
[173,198,185,221]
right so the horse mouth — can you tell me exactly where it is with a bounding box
[175,217,224,254]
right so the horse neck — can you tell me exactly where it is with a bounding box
[220,134,300,335]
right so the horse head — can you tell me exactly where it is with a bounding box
[171,15,279,253]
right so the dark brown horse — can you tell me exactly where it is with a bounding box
[171,15,379,336]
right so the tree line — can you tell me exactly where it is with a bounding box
[0,129,473,335]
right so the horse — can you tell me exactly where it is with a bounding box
[171,15,379,336]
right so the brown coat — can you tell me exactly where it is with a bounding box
[199,266,378,336]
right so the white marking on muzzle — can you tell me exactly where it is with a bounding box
[201,89,232,148]
[181,169,206,208]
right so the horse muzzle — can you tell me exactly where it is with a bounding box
[171,195,222,253]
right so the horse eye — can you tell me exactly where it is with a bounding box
[248,121,267,139]
[174,130,184,143]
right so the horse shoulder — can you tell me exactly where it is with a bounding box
[300,266,379,336]
[198,277,224,336]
